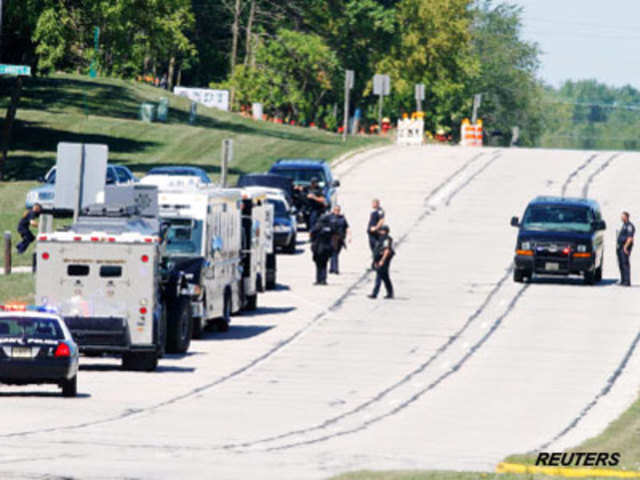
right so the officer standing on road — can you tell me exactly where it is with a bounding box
[367,198,385,255]
[310,213,334,285]
[617,211,635,286]
[328,205,351,274]
[368,224,394,299]
[307,177,327,230]
[16,203,42,254]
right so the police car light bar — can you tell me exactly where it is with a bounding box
[0,304,58,313]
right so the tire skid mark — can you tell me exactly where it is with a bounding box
[561,153,598,197]
[581,153,620,198]
[0,149,487,440]
[258,285,530,452]
[444,153,501,206]
[535,330,640,451]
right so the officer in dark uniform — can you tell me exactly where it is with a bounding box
[327,205,350,274]
[367,198,385,255]
[368,224,394,299]
[307,177,327,230]
[16,203,42,254]
[617,211,635,286]
[310,213,334,285]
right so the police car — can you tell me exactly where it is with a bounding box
[0,305,79,397]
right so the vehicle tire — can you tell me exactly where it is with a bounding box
[284,234,297,254]
[266,254,276,290]
[61,375,77,397]
[122,352,158,371]
[595,259,603,282]
[245,293,257,311]
[513,269,524,283]
[584,270,596,285]
[192,317,203,339]
[166,297,192,354]
[216,292,232,332]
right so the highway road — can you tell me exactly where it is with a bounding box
[1,145,640,479]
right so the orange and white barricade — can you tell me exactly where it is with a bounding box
[396,116,424,145]
[460,118,483,147]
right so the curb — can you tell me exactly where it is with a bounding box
[496,462,640,478]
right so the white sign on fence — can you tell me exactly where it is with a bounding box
[173,87,230,111]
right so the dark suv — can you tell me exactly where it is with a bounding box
[511,196,606,284]
[268,159,340,228]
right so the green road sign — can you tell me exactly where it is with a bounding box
[0,64,31,76]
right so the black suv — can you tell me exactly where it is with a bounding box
[511,196,606,284]
[268,159,340,228]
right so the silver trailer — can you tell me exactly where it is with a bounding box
[158,187,244,335]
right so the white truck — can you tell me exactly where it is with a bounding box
[34,185,193,371]
[158,187,244,335]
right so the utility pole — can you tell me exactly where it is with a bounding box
[342,70,354,142]
[221,139,233,187]
[472,93,482,124]
[415,83,425,113]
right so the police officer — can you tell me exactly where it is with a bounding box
[306,177,327,230]
[16,203,42,254]
[327,205,351,274]
[368,224,394,299]
[367,198,385,254]
[617,211,635,286]
[310,213,334,285]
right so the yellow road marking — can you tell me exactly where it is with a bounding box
[496,462,640,478]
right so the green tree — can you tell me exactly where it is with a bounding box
[471,1,544,146]
[376,0,479,133]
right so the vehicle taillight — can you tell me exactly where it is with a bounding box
[91,236,99,242]
[141,254,149,263]
[139,307,147,315]
[563,247,571,255]
[54,343,71,358]
[144,237,153,243]
[41,252,50,260]
[108,237,116,242]
[73,236,82,242]
[38,235,47,241]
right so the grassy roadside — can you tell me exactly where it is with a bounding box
[506,394,640,471]
[0,273,34,304]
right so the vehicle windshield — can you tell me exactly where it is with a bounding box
[148,168,209,183]
[0,317,64,340]
[271,168,326,187]
[45,169,56,184]
[268,198,288,217]
[163,218,204,256]
[522,205,593,232]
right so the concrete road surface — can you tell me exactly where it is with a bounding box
[1,146,639,479]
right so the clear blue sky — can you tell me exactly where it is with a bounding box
[513,0,640,87]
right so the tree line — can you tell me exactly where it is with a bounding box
[2,0,546,145]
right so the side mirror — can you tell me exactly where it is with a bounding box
[210,236,223,255]
[592,220,606,231]
[332,179,340,188]
[510,216,520,227]
[159,222,169,241]
[37,176,45,183]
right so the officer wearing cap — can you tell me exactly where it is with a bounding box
[307,177,327,230]
[368,224,394,299]
[367,198,385,255]
[617,211,635,286]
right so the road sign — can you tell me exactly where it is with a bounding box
[345,70,355,90]
[55,143,108,216]
[472,93,483,124]
[221,139,233,187]
[415,84,425,101]
[373,74,390,96]
[0,64,31,76]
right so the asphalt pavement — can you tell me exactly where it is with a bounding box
[1,145,639,479]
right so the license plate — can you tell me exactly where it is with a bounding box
[11,346,32,359]
[545,262,560,271]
